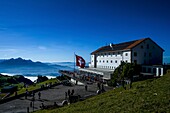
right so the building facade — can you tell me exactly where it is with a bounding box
[89,38,164,70]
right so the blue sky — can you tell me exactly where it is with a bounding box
[0,0,170,63]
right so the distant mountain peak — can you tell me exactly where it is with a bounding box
[0,57,44,66]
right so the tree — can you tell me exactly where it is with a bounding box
[36,75,48,83]
[111,62,140,89]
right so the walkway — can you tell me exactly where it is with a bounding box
[0,83,112,113]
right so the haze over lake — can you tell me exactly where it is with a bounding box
[0,58,74,76]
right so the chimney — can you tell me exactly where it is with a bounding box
[110,43,114,49]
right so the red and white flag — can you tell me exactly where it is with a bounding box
[75,55,86,68]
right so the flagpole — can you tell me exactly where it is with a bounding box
[74,52,75,73]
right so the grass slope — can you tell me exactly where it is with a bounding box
[11,78,60,96]
[35,73,170,113]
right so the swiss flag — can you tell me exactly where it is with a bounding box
[75,55,86,68]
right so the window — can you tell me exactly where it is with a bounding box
[125,60,128,63]
[147,44,149,49]
[92,60,93,62]
[144,60,146,64]
[148,68,151,73]
[134,52,137,56]
[134,60,137,64]
[103,60,105,63]
[125,53,128,56]
[115,60,117,63]
[106,60,108,63]
[149,59,152,64]
[141,45,143,49]
[149,52,152,57]
[99,60,101,63]
[111,60,113,63]
[143,67,146,72]
[144,52,146,57]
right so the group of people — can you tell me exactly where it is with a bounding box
[59,70,75,77]
[60,70,104,84]
[84,82,105,93]
[40,82,53,89]
[25,89,41,100]
[97,82,105,94]
[97,82,105,91]
[65,89,75,99]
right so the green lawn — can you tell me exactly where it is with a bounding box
[35,73,170,113]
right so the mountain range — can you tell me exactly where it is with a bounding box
[0,58,74,76]
[0,57,47,67]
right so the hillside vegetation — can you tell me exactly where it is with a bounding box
[35,73,170,113]
[0,75,59,100]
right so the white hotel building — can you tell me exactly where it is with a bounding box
[80,38,164,80]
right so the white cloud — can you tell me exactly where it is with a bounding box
[0,49,19,52]
[38,46,47,50]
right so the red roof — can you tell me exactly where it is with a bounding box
[91,38,164,54]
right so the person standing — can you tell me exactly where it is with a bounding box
[65,92,67,99]
[68,89,70,96]
[15,91,18,97]
[71,89,74,95]
[97,82,101,90]
[38,92,41,99]
[85,85,88,91]
[101,83,105,92]
[32,91,35,98]
[25,89,28,99]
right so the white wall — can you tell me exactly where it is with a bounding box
[90,38,163,69]
[132,39,163,65]
[89,54,95,68]
[122,51,131,63]
[92,50,131,70]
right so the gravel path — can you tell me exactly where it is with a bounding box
[0,83,112,113]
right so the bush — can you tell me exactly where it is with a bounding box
[37,76,48,83]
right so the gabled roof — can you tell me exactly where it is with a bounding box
[91,38,164,54]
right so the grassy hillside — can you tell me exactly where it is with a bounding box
[35,73,170,113]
